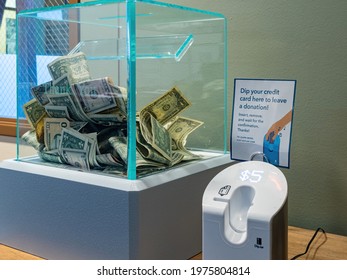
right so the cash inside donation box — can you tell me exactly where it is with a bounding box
[22,52,204,177]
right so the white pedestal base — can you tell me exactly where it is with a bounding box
[0,155,233,259]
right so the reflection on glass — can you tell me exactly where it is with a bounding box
[0,8,16,54]
[5,0,16,9]
[6,17,15,54]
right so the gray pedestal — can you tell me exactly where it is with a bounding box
[0,155,233,259]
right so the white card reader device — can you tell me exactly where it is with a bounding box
[202,161,288,259]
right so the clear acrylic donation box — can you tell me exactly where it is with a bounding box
[0,0,231,259]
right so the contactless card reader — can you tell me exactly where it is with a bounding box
[202,161,288,259]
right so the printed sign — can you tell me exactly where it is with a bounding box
[231,79,296,168]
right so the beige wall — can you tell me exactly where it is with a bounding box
[164,0,346,235]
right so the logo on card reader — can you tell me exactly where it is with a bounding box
[218,185,231,196]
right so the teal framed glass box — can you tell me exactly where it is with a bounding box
[16,0,228,180]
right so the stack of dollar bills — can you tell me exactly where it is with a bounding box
[22,52,204,177]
